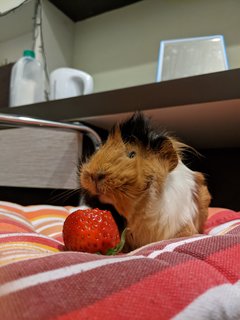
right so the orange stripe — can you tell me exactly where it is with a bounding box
[38,225,63,236]
[207,207,229,218]
[0,205,23,214]
[27,212,68,221]
[0,253,52,266]
[0,223,31,233]
[0,241,61,252]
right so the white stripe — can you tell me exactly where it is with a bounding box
[173,281,240,320]
[209,219,240,235]
[36,222,63,233]
[0,242,58,252]
[32,217,65,226]
[0,255,144,297]
[0,253,50,262]
[0,247,49,255]
[0,201,69,213]
[24,205,69,213]
[0,232,63,245]
[0,202,69,218]
[147,235,211,259]
[0,201,23,210]
[0,202,69,213]
[47,232,61,238]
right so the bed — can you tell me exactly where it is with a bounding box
[0,113,240,320]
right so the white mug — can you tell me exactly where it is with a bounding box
[49,67,93,100]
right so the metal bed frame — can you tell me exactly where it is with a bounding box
[0,113,102,151]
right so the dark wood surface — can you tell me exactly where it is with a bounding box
[49,0,142,22]
[0,63,13,109]
[187,148,240,211]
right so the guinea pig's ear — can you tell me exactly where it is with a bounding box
[151,134,178,171]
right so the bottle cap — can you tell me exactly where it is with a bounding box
[23,50,35,58]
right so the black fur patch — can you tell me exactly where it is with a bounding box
[113,112,168,152]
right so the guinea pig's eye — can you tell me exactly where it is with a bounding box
[128,151,136,158]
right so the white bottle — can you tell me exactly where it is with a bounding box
[9,50,45,107]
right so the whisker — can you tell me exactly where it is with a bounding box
[48,188,81,204]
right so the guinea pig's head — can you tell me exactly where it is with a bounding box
[80,112,180,217]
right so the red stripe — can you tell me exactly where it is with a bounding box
[204,243,240,283]
[1,235,240,287]
[226,225,240,235]
[53,234,64,243]
[0,252,103,284]
[204,210,240,233]
[0,234,62,250]
[1,239,240,319]
[0,218,33,233]
[55,242,240,320]
[56,258,228,320]
[176,235,240,259]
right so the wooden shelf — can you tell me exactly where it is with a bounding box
[1,68,240,149]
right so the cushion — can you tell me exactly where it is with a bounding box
[1,201,240,319]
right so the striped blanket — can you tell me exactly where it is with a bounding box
[1,201,240,320]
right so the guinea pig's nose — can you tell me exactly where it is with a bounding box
[90,172,106,183]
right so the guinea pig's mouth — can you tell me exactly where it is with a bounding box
[81,169,152,206]
[81,170,106,192]
[98,193,115,205]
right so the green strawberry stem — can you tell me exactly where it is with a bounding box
[106,228,127,255]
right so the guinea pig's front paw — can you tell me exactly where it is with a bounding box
[175,223,198,238]
[121,228,135,253]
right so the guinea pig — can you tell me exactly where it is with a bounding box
[80,112,211,251]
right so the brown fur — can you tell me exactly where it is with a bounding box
[193,172,211,232]
[80,120,211,251]
[81,128,176,217]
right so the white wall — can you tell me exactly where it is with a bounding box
[0,1,33,66]
[0,0,28,15]
[0,0,74,72]
[73,0,240,92]
[0,33,32,66]
[42,1,75,72]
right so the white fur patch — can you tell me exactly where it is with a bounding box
[152,161,198,238]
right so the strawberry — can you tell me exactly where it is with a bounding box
[63,208,125,255]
